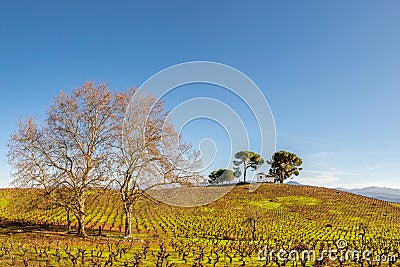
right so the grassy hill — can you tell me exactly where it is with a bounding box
[1,184,400,266]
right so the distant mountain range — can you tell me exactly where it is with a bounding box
[284,181,400,203]
[285,181,302,186]
[335,186,400,203]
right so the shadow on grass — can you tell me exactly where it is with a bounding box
[0,219,111,237]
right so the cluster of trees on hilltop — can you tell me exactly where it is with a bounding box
[209,150,303,185]
[7,81,202,236]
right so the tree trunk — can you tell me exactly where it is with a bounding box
[243,164,247,183]
[66,209,71,232]
[124,204,133,237]
[76,201,87,236]
[76,213,86,236]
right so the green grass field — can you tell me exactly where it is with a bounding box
[1,184,400,266]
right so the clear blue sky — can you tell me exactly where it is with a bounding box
[1,1,399,188]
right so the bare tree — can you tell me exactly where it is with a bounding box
[114,90,202,237]
[150,122,203,186]
[8,82,118,236]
